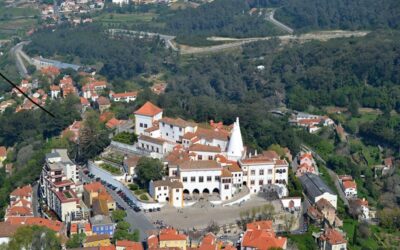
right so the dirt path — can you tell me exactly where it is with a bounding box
[179,30,369,55]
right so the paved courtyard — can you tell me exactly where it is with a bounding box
[144,195,283,231]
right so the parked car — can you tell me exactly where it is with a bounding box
[133,206,141,212]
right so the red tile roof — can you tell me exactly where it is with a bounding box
[97,96,111,106]
[111,91,138,98]
[320,228,347,245]
[158,228,187,241]
[10,185,32,198]
[134,101,162,117]
[189,144,221,153]
[116,240,143,250]
[106,118,125,129]
[0,146,6,157]
[7,217,64,232]
[342,180,357,190]
[80,97,90,106]
[84,182,106,193]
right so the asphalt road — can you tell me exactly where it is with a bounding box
[80,170,155,242]
[266,9,294,34]
[10,41,30,78]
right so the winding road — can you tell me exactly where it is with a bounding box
[10,41,30,78]
[265,9,294,34]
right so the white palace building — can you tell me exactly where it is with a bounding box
[135,102,289,207]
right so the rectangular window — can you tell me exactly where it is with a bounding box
[208,155,213,160]
[172,170,177,176]
[199,176,204,182]
[259,180,263,185]
[268,169,272,174]
[183,177,187,182]
[207,176,212,182]
[224,184,229,190]
[259,170,264,175]
[251,170,255,175]
[170,125,173,129]
[215,176,220,181]
[268,179,272,184]
[250,180,255,185]
[164,187,167,190]
[140,123,143,127]
[158,187,161,190]
[179,127,182,132]
[198,155,203,160]
[191,177,196,182]
[176,189,179,192]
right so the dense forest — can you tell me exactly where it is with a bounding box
[25,24,176,80]
[160,0,282,38]
[275,0,400,31]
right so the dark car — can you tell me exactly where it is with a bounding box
[133,206,141,212]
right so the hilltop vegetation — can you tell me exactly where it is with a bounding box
[275,0,400,31]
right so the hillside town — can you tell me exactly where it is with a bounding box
[0,97,382,250]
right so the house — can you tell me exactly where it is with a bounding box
[315,198,339,226]
[40,66,60,78]
[5,185,34,221]
[241,220,287,250]
[149,177,183,208]
[97,97,111,113]
[147,228,187,250]
[109,91,138,103]
[382,157,394,175]
[70,222,92,236]
[0,146,7,163]
[89,215,115,236]
[299,173,337,209]
[342,180,357,198]
[50,85,61,99]
[116,240,143,250]
[80,97,91,111]
[0,222,20,245]
[62,120,82,143]
[123,155,140,176]
[349,198,370,220]
[83,182,116,212]
[318,228,347,250]
[84,234,111,247]
[134,101,163,135]
[7,217,64,236]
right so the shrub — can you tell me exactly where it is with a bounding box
[128,184,139,191]
[139,194,148,201]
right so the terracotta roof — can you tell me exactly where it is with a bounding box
[124,156,140,167]
[80,97,90,106]
[198,233,220,250]
[138,135,168,145]
[106,118,125,129]
[342,180,357,190]
[86,234,110,243]
[221,168,233,178]
[116,240,143,250]
[241,221,286,250]
[84,182,106,193]
[41,66,60,76]
[262,150,279,160]
[0,222,21,237]
[384,157,393,167]
[134,101,162,116]
[111,91,138,98]
[147,235,159,249]
[320,228,347,245]
[97,96,111,106]
[194,127,229,142]
[159,228,187,241]
[7,217,63,232]
[352,198,369,207]
[247,220,273,231]
[189,144,221,153]
[10,185,32,198]
[0,146,6,157]
[99,112,115,122]
[227,162,242,172]
[159,117,196,128]
[6,205,33,217]
[240,157,274,165]
[179,160,221,171]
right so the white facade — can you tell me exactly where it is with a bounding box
[159,119,196,143]
[343,187,357,198]
[135,113,162,135]
[240,159,289,194]
[227,117,245,161]
[179,169,222,195]
[137,135,176,157]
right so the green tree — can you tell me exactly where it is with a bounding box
[77,111,110,163]
[66,233,86,248]
[8,225,61,250]
[135,157,164,187]
[112,209,127,223]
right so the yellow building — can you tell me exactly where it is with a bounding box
[83,182,116,213]
[147,228,187,250]
[0,146,7,164]
[83,234,111,247]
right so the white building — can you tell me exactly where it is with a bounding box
[299,173,337,209]
[280,197,302,212]
[339,176,357,198]
[227,117,245,161]
[239,155,289,195]
[40,149,81,222]
[149,177,183,208]
[134,101,163,135]
[109,91,138,103]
